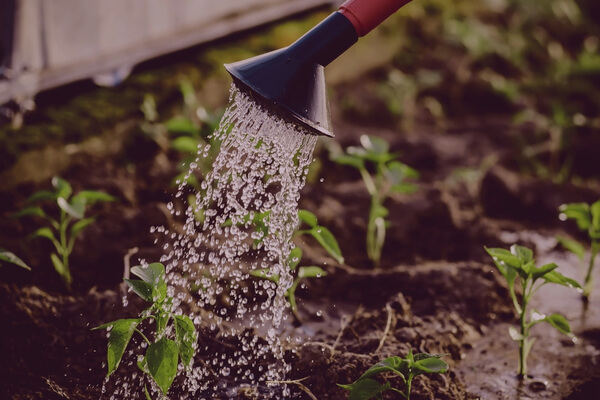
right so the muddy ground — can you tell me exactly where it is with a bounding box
[2,1,600,399]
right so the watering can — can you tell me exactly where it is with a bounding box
[225,0,413,137]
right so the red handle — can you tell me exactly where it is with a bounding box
[339,0,412,37]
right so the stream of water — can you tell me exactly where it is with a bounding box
[107,85,318,399]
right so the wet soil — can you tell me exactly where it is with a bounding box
[2,106,600,400]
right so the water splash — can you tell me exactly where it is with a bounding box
[114,85,318,398]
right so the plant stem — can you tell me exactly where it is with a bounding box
[518,289,529,378]
[406,375,413,400]
[60,212,72,291]
[583,240,599,300]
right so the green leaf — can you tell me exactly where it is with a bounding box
[360,135,389,156]
[413,356,448,375]
[511,244,533,263]
[288,247,303,270]
[174,315,197,368]
[50,253,66,276]
[28,227,56,242]
[556,235,586,260]
[94,318,141,377]
[338,378,391,400]
[171,136,200,154]
[166,116,199,135]
[355,356,404,381]
[298,209,318,228]
[72,190,116,204]
[485,247,522,271]
[544,314,572,336]
[131,263,167,302]
[308,226,344,264]
[559,203,591,231]
[532,263,559,281]
[52,176,73,199]
[26,190,57,203]
[332,154,365,170]
[11,206,47,219]
[298,266,327,279]
[591,200,600,231]
[508,326,525,341]
[250,269,280,284]
[543,270,582,289]
[57,197,84,219]
[70,217,96,238]
[125,279,155,302]
[387,161,419,187]
[146,337,179,395]
[0,250,31,270]
[523,337,536,364]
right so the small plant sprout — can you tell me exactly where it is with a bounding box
[338,350,448,400]
[485,244,581,378]
[94,263,197,397]
[332,135,418,268]
[0,249,31,271]
[557,200,600,300]
[12,176,115,290]
[251,209,343,321]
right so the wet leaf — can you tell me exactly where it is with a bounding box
[146,337,178,395]
[559,203,591,231]
[288,247,303,270]
[174,315,197,368]
[485,247,522,271]
[12,206,47,219]
[308,226,344,264]
[532,263,559,281]
[93,318,141,377]
[542,270,582,289]
[356,356,404,381]
[511,244,533,263]
[125,279,155,303]
[509,326,525,341]
[298,209,318,228]
[29,227,56,243]
[544,314,572,336]
[131,263,167,302]
[298,266,326,279]
[332,154,364,170]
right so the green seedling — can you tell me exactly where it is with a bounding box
[0,249,31,271]
[251,209,343,321]
[94,263,197,398]
[338,350,448,400]
[12,176,115,290]
[485,244,581,378]
[557,200,600,300]
[332,135,418,268]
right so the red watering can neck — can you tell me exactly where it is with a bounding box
[339,0,412,37]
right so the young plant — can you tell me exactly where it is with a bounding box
[251,209,344,321]
[338,350,448,400]
[13,176,115,290]
[0,249,31,271]
[485,244,581,378]
[332,135,418,268]
[94,263,197,398]
[557,200,600,300]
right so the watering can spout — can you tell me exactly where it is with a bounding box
[224,0,413,137]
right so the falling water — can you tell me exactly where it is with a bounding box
[106,85,318,399]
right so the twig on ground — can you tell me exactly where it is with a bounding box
[375,302,396,354]
[267,377,317,400]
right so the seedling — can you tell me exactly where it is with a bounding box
[12,176,115,290]
[485,244,581,378]
[251,209,343,321]
[0,249,31,271]
[94,263,197,398]
[332,135,418,268]
[557,200,600,300]
[338,350,448,400]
